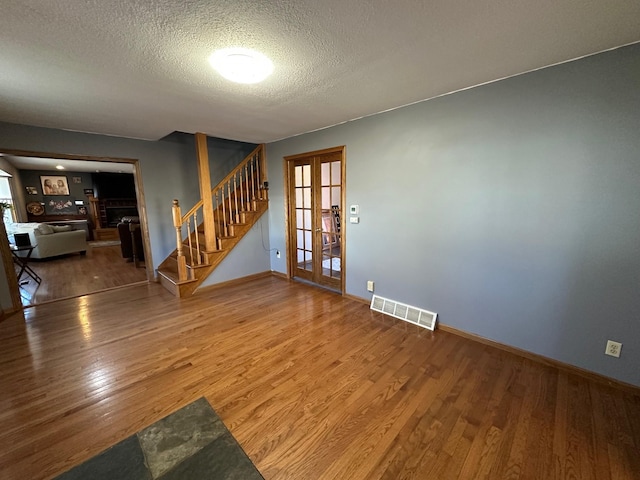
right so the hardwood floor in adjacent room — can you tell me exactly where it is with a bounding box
[0,276,638,479]
[17,244,147,306]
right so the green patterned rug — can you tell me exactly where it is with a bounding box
[88,240,121,248]
[54,398,263,480]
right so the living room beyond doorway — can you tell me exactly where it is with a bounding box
[18,243,147,306]
[0,148,154,311]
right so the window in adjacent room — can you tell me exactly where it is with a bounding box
[0,171,16,224]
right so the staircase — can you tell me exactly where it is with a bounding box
[157,143,268,297]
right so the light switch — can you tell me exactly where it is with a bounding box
[350,205,359,215]
[349,216,359,224]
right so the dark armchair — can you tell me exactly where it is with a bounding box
[117,216,144,264]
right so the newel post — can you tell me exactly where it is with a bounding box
[172,199,188,281]
[195,133,216,251]
[259,145,268,201]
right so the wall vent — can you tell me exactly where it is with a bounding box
[370,295,438,331]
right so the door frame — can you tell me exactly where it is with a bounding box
[0,148,153,313]
[283,145,346,294]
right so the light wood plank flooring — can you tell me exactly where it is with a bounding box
[0,276,638,479]
[17,244,147,306]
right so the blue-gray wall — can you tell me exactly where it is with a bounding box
[200,216,271,287]
[267,44,640,386]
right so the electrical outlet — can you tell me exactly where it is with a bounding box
[367,280,374,292]
[605,340,622,358]
[276,250,281,258]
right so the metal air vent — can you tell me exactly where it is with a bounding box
[370,295,438,331]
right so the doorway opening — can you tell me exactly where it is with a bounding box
[285,146,345,293]
[0,149,153,311]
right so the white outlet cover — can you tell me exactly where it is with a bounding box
[605,340,622,358]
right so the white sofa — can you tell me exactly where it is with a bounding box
[7,222,87,259]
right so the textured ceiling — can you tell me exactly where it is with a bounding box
[1,0,639,143]
[2,155,134,174]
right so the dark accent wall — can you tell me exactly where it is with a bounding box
[19,169,94,216]
[267,43,640,386]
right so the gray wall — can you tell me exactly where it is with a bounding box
[266,44,640,386]
[206,136,257,186]
[199,216,272,288]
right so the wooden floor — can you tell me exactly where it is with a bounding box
[17,244,148,306]
[0,276,638,480]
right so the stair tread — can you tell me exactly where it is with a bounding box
[189,263,211,269]
[157,268,198,285]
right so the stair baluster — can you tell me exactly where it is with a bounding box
[233,173,240,224]
[220,188,229,237]
[193,211,202,265]
[250,158,257,210]
[172,199,188,281]
[254,153,261,200]
[226,181,235,236]
[244,164,252,211]
[259,150,268,201]
[186,216,194,267]
[239,169,246,222]
[214,191,222,249]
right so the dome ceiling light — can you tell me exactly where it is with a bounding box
[208,48,273,84]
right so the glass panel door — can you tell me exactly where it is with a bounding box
[287,148,344,291]
[291,160,314,282]
[318,156,341,287]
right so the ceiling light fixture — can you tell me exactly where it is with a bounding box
[55,165,65,170]
[209,48,273,84]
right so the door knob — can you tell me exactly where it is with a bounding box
[315,228,321,232]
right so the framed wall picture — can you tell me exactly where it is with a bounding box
[72,176,82,184]
[25,186,38,195]
[41,175,70,196]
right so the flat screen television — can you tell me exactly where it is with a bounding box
[92,173,136,199]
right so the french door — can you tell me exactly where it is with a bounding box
[286,146,345,292]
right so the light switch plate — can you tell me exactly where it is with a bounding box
[349,216,359,224]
